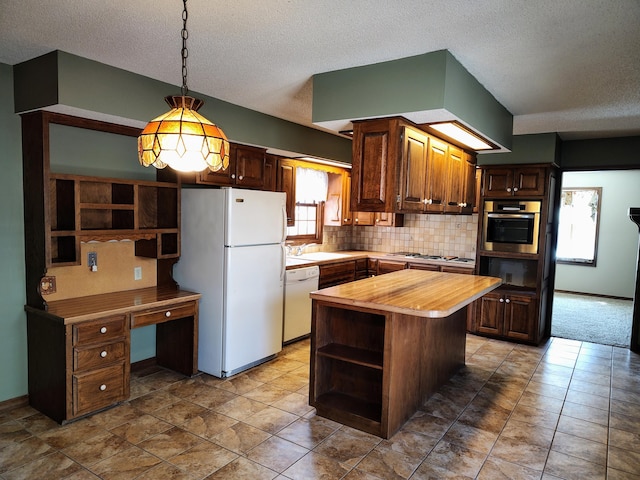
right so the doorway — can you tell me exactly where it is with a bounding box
[551,170,640,348]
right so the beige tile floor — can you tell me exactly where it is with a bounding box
[1,334,640,479]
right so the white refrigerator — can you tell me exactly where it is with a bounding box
[175,187,287,377]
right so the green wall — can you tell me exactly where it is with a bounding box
[14,51,353,164]
[478,133,560,165]
[0,63,27,402]
[312,50,513,150]
[561,136,640,169]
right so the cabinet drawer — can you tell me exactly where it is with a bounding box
[72,363,127,416]
[73,340,126,372]
[131,302,196,328]
[73,315,127,346]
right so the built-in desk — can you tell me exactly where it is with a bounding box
[309,269,500,438]
[25,286,201,424]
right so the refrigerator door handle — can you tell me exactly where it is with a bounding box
[281,206,288,242]
[280,244,286,281]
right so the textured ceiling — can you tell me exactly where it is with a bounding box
[1,0,639,142]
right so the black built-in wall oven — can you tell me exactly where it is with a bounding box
[481,200,541,254]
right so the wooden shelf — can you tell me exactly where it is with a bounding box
[45,173,180,264]
[316,391,382,424]
[317,343,383,370]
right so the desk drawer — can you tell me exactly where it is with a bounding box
[72,362,126,416]
[73,315,127,346]
[73,340,127,372]
[131,302,196,328]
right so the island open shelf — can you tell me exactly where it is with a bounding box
[309,269,501,438]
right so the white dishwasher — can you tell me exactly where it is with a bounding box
[283,265,320,344]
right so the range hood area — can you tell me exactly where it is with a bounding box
[312,50,513,153]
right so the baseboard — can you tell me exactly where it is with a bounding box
[554,290,633,301]
[0,394,29,412]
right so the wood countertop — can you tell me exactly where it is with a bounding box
[26,286,201,324]
[310,269,501,318]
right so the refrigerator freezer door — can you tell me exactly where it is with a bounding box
[223,243,285,375]
[225,188,287,247]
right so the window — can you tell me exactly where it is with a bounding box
[556,187,602,266]
[286,167,328,242]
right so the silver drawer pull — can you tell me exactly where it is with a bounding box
[100,351,107,358]
[165,311,171,318]
[99,384,107,391]
[100,327,107,334]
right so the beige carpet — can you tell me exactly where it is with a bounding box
[551,292,633,347]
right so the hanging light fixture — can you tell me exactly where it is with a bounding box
[138,0,229,173]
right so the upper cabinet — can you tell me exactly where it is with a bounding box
[482,166,546,197]
[197,143,268,189]
[352,117,477,215]
[350,118,401,213]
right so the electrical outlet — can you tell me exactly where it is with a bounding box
[88,251,98,272]
[134,266,142,280]
[40,276,56,295]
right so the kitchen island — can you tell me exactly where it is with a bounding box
[309,269,501,438]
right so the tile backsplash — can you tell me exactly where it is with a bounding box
[320,214,479,259]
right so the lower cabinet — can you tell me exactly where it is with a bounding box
[26,290,200,424]
[376,259,407,275]
[477,289,537,342]
[26,311,130,423]
[318,261,356,288]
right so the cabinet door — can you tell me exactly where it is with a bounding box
[341,171,353,225]
[277,159,296,226]
[351,119,396,212]
[444,145,465,213]
[376,259,406,275]
[477,292,504,336]
[513,167,545,196]
[504,293,537,341]
[424,137,448,213]
[264,154,278,191]
[483,167,514,197]
[460,153,477,214]
[375,212,402,227]
[198,156,236,186]
[234,144,267,189]
[353,211,375,226]
[324,172,344,226]
[398,127,429,212]
[407,262,439,271]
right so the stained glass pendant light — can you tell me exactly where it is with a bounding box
[138,0,229,173]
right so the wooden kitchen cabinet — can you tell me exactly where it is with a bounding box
[318,260,356,288]
[376,259,407,275]
[352,117,475,217]
[277,158,297,226]
[198,143,267,189]
[355,258,370,280]
[351,117,402,212]
[482,166,546,197]
[477,289,537,342]
[25,287,200,424]
[26,309,130,423]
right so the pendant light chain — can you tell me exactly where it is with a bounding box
[138,0,229,173]
[181,0,189,97]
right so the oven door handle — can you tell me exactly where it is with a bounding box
[487,213,535,219]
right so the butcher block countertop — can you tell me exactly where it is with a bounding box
[310,269,501,318]
[26,286,201,324]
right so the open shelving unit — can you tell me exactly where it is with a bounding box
[21,110,182,308]
[47,173,180,266]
